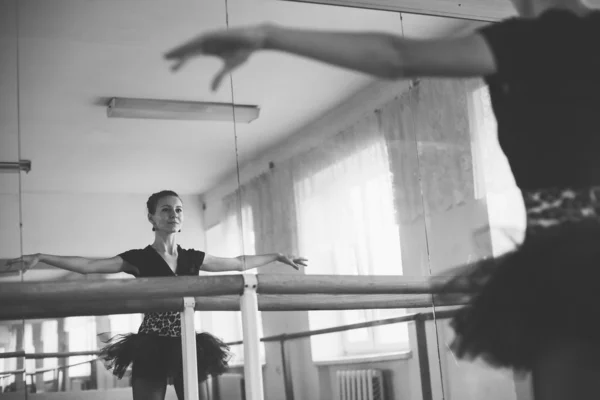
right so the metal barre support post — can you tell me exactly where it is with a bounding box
[415,316,433,400]
[241,274,264,400]
[280,340,294,400]
[181,297,199,400]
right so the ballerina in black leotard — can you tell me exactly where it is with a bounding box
[163,2,600,399]
[7,190,307,400]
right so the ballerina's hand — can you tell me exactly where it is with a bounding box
[4,254,40,274]
[164,25,269,92]
[276,254,308,271]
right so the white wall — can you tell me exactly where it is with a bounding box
[0,190,21,260]
[1,191,205,268]
[19,192,205,258]
[202,79,412,227]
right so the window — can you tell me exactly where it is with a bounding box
[295,140,408,360]
[27,318,99,383]
[0,345,7,388]
[108,314,143,335]
[204,205,264,364]
[41,321,58,382]
[23,323,35,380]
[469,85,526,256]
[64,317,96,378]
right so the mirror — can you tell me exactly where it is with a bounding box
[221,0,527,399]
[219,1,439,399]
[0,0,543,399]
[0,0,27,396]
[13,0,238,398]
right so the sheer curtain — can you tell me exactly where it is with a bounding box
[204,197,263,365]
[41,321,58,382]
[468,83,526,255]
[23,324,34,382]
[2,325,21,386]
[64,317,96,378]
[221,163,319,399]
[293,113,407,359]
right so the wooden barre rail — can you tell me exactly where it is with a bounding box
[0,293,467,321]
[1,298,186,321]
[0,350,103,361]
[0,351,25,359]
[256,275,452,295]
[0,369,25,377]
[227,308,459,345]
[29,358,96,375]
[0,359,96,377]
[25,351,99,360]
[0,275,245,303]
[0,274,460,301]
[268,308,459,342]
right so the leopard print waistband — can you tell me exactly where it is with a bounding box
[523,186,600,229]
[138,311,181,337]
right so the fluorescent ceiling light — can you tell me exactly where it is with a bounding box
[0,161,31,173]
[107,97,260,123]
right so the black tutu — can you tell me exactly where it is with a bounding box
[435,220,600,372]
[98,332,231,383]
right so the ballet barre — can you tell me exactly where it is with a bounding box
[0,274,467,400]
[0,293,466,321]
[0,274,462,304]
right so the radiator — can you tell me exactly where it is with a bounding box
[337,369,384,400]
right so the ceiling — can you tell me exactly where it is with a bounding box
[2,0,471,196]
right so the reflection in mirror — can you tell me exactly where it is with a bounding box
[11,1,241,399]
[206,1,465,399]
[202,0,531,400]
[0,0,28,397]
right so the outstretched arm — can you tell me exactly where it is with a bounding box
[5,254,135,275]
[164,24,497,90]
[201,253,307,273]
[263,26,497,78]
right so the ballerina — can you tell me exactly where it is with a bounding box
[7,190,307,400]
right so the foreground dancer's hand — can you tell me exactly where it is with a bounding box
[165,26,269,91]
[164,23,497,91]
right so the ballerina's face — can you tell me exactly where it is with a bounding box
[149,195,184,233]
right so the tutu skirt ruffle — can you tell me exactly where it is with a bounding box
[98,332,231,383]
[435,220,600,371]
